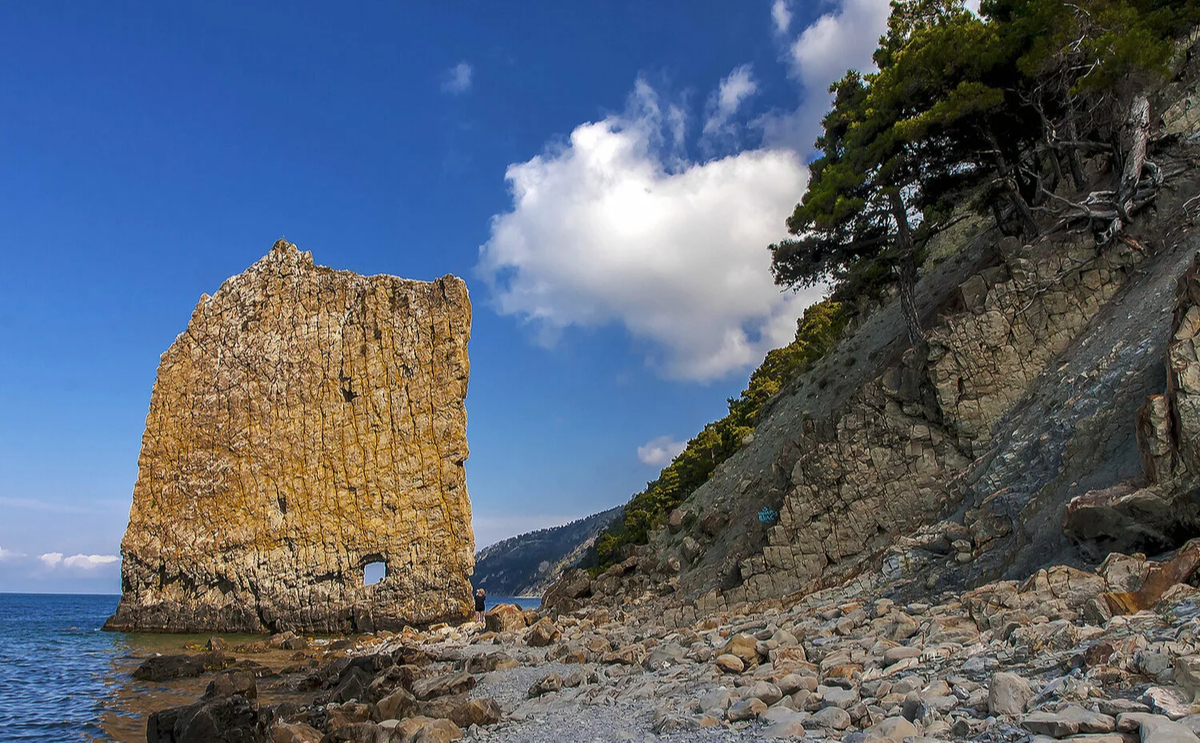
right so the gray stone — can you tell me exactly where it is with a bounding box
[697,688,732,714]
[806,706,852,730]
[1136,714,1200,743]
[727,697,768,722]
[823,686,861,709]
[745,681,784,706]
[1145,687,1197,720]
[989,672,1035,716]
[1022,707,1116,738]
[761,713,809,739]
[866,716,920,742]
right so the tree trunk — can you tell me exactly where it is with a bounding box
[1116,94,1150,221]
[986,130,1039,235]
[1100,94,1151,243]
[888,190,927,347]
[1062,114,1088,189]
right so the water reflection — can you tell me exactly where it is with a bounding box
[97,632,312,743]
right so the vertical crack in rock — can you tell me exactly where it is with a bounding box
[105,240,473,633]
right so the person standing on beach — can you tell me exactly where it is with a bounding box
[474,588,486,624]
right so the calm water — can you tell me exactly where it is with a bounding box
[0,593,540,742]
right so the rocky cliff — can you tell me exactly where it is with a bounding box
[545,61,1200,626]
[106,241,474,634]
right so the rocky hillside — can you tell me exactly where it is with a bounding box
[546,21,1200,628]
[472,507,622,597]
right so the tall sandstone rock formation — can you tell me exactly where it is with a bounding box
[105,241,473,634]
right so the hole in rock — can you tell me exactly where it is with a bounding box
[363,561,386,586]
[341,387,358,403]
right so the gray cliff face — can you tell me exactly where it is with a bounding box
[107,241,474,634]
[544,65,1200,625]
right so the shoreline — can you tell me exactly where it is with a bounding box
[131,546,1200,742]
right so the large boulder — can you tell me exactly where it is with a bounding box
[135,651,232,681]
[484,604,527,633]
[376,688,418,722]
[989,672,1034,716]
[148,695,267,743]
[449,698,502,727]
[525,617,561,647]
[411,672,476,701]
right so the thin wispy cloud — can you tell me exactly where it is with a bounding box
[63,554,119,569]
[703,64,759,138]
[760,0,892,151]
[637,436,687,466]
[442,61,473,94]
[39,552,119,570]
[0,546,24,561]
[771,0,793,34]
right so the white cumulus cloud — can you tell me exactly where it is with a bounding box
[703,64,759,138]
[0,546,23,561]
[477,78,817,381]
[39,552,118,570]
[637,436,687,466]
[761,0,892,151]
[772,0,793,34]
[442,61,473,94]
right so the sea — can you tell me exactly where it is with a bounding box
[0,592,541,742]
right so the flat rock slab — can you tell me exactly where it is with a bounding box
[1023,707,1116,738]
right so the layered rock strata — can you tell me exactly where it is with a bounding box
[547,105,1200,626]
[1063,252,1200,555]
[106,241,473,633]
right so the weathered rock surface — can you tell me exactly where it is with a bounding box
[544,135,1200,627]
[106,241,474,634]
[1064,252,1200,557]
[128,537,1200,743]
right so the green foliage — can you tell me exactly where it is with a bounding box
[984,0,1194,91]
[595,301,848,570]
[771,0,1004,341]
[772,0,1199,319]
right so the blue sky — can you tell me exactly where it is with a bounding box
[0,0,898,593]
